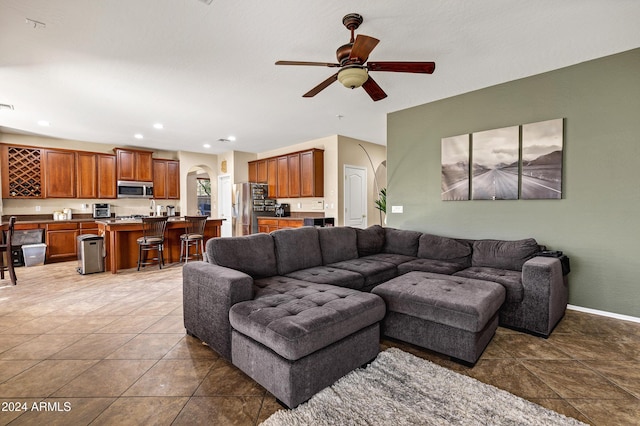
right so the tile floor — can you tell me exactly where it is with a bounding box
[0,262,639,425]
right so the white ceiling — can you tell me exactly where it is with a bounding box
[1,0,639,155]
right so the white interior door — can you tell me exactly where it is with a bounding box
[218,175,232,237]
[344,165,367,228]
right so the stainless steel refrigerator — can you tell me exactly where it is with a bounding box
[232,183,276,236]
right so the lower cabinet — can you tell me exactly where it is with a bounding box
[46,222,79,262]
[257,218,304,233]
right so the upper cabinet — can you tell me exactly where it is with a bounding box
[115,148,153,182]
[1,145,43,198]
[44,149,76,198]
[77,152,98,199]
[248,148,323,199]
[97,154,117,199]
[152,159,180,200]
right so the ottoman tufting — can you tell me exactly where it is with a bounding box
[229,282,385,408]
[372,271,506,365]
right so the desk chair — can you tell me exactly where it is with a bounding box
[180,216,207,263]
[137,217,169,270]
[0,216,17,285]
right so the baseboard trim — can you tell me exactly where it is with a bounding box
[567,304,640,324]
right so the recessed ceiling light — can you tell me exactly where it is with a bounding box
[134,133,144,139]
[203,143,211,148]
[153,123,164,129]
[37,120,50,126]
[228,135,236,141]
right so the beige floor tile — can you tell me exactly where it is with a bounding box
[493,332,572,359]
[144,315,187,334]
[53,359,156,397]
[90,396,189,426]
[6,397,115,426]
[172,396,263,426]
[0,398,42,425]
[45,316,120,334]
[0,360,40,383]
[467,359,560,399]
[0,334,85,360]
[162,336,220,360]
[95,315,164,334]
[106,333,183,360]
[49,333,137,360]
[583,359,640,398]
[0,334,37,353]
[570,397,640,426]
[522,360,634,399]
[195,359,266,397]
[123,359,216,396]
[0,359,98,397]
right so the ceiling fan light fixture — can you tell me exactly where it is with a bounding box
[338,67,368,89]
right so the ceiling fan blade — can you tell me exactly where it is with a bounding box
[349,35,379,63]
[362,76,387,102]
[303,73,339,98]
[276,60,340,67]
[367,61,436,74]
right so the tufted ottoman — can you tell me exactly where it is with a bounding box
[372,271,506,365]
[229,279,386,408]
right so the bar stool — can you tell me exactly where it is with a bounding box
[180,216,207,263]
[137,217,169,270]
[0,216,17,285]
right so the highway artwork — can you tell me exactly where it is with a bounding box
[441,118,563,201]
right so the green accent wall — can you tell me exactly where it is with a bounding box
[387,48,640,317]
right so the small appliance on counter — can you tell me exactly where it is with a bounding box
[275,203,290,217]
[93,203,111,219]
[166,205,176,216]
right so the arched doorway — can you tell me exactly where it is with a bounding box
[185,165,216,217]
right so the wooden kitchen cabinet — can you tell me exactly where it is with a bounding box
[1,144,43,198]
[276,156,289,198]
[77,153,117,199]
[44,149,76,198]
[287,153,301,198]
[97,154,117,198]
[80,221,99,235]
[115,149,153,182]
[257,218,304,233]
[267,158,277,199]
[45,222,79,262]
[77,152,98,198]
[152,159,180,199]
[248,159,268,183]
[300,149,324,197]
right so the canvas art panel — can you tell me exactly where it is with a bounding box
[441,134,470,200]
[471,126,519,200]
[521,118,563,199]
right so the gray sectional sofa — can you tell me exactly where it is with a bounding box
[183,225,569,408]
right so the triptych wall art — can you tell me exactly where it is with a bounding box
[441,118,563,201]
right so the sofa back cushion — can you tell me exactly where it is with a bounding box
[355,225,385,256]
[318,226,358,264]
[418,233,472,267]
[206,233,278,278]
[383,228,422,257]
[471,238,540,271]
[272,227,323,275]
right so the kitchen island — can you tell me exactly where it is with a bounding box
[96,217,223,273]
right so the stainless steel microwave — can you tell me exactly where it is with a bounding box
[117,181,154,198]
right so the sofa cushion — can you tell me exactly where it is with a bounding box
[272,227,323,275]
[229,284,386,361]
[398,258,468,275]
[318,226,358,264]
[454,267,523,303]
[206,233,277,278]
[360,253,417,266]
[418,234,472,267]
[329,258,398,287]
[285,266,365,290]
[471,238,539,271]
[383,228,422,256]
[355,225,385,256]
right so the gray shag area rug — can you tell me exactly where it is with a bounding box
[262,348,586,426]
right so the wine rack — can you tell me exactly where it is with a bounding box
[7,146,42,197]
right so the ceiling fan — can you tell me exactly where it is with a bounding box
[275,13,436,101]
